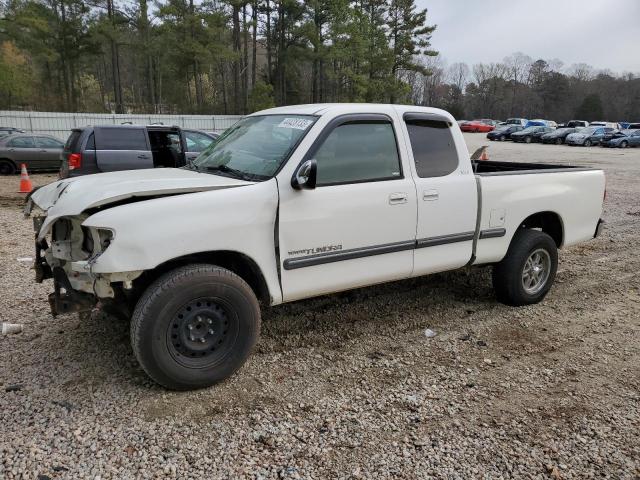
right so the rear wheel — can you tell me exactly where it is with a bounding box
[584,139,592,147]
[492,229,558,306]
[620,140,629,148]
[0,159,16,175]
[131,264,261,390]
[556,138,563,145]
[500,135,506,141]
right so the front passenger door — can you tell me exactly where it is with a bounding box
[278,114,417,302]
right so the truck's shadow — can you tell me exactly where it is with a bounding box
[72,265,496,387]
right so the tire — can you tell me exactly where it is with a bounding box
[0,159,16,175]
[584,139,592,147]
[500,136,506,141]
[525,136,532,144]
[492,229,558,307]
[620,141,628,148]
[131,264,261,390]
[556,138,563,145]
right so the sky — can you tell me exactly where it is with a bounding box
[417,0,640,74]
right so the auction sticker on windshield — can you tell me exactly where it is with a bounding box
[277,118,314,130]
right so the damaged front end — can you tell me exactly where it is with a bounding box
[29,207,141,317]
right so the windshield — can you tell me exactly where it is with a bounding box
[192,114,317,180]
[520,127,539,133]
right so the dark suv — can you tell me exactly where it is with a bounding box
[60,125,218,178]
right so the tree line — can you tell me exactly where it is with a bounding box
[0,0,436,114]
[412,53,640,122]
[0,1,638,121]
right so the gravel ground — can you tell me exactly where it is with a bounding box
[1,137,639,479]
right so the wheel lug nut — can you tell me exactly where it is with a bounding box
[200,338,206,343]
[208,329,214,335]
[207,319,212,324]
[190,336,195,342]
[188,325,193,330]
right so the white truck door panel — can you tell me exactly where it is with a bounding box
[401,113,477,275]
[278,115,417,302]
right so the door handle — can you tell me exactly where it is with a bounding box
[423,190,439,201]
[137,155,150,159]
[389,192,408,205]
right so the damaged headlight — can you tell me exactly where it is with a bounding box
[82,226,114,256]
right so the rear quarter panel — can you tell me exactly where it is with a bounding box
[474,169,605,264]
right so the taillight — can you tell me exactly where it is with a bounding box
[68,153,82,170]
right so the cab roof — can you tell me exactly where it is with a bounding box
[252,103,454,121]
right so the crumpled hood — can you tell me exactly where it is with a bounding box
[29,168,254,239]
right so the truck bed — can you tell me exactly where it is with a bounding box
[472,160,591,175]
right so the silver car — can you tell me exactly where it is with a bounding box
[0,134,65,174]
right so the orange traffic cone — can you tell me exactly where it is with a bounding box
[18,164,33,193]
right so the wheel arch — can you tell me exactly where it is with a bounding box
[516,211,564,248]
[0,157,17,173]
[133,250,273,305]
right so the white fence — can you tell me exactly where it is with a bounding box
[0,111,242,140]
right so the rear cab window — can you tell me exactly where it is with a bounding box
[95,127,148,151]
[404,115,458,178]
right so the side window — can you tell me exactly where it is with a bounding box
[35,137,63,148]
[405,119,458,178]
[185,131,214,152]
[313,121,401,185]
[96,128,147,150]
[9,136,35,148]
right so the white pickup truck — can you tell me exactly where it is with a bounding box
[26,104,605,390]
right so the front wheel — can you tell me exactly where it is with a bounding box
[131,264,261,390]
[492,229,558,306]
[525,136,532,144]
[556,138,563,145]
[620,140,628,148]
[584,139,592,147]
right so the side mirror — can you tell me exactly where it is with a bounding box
[291,159,317,190]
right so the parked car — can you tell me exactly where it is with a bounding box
[541,128,580,145]
[182,129,219,161]
[460,120,495,133]
[487,125,524,141]
[0,127,25,138]
[530,127,556,142]
[511,126,554,143]
[26,103,605,390]
[505,118,528,127]
[589,121,619,130]
[601,129,640,148]
[525,119,557,128]
[565,126,615,146]
[0,134,65,175]
[566,120,589,128]
[60,125,218,178]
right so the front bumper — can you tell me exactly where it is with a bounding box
[48,267,97,316]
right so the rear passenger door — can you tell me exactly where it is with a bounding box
[402,113,477,276]
[34,136,64,168]
[94,127,153,172]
